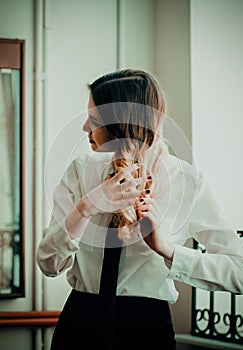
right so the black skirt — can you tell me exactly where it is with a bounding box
[51,289,177,350]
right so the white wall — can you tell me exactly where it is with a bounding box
[154,0,191,143]
[190,0,243,339]
[191,0,243,230]
[119,0,154,73]
[154,0,192,334]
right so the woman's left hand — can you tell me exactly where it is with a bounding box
[137,194,175,261]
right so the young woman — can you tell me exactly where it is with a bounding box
[37,69,243,350]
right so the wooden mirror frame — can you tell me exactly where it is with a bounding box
[0,38,25,298]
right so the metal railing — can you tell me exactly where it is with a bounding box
[0,229,22,297]
[191,231,243,345]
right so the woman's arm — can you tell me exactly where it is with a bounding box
[138,172,243,294]
[168,174,243,294]
[37,160,146,277]
[36,160,85,277]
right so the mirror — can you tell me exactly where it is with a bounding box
[0,38,24,298]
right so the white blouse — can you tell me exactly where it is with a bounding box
[36,152,243,303]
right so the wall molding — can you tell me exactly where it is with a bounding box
[0,311,60,327]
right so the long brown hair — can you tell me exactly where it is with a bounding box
[88,69,168,242]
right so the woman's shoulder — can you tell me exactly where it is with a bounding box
[165,154,202,182]
[73,152,113,170]
[70,152,114,186]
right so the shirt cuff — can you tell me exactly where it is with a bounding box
[167,244,199,282]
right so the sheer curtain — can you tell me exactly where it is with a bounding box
[0,68,20,292]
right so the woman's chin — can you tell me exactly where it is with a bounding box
[92,144,115,153]
[90,143,97,151]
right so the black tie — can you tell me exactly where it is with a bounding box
[99,220,122,349]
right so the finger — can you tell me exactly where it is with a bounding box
[121,177,147,191]
[121,197,139,208]
[138,197,153,205]
[141,188,152,197]
[138,204,150,212]
[137,205,149,216]
[137,197,150,208]
[121,191,141,206]
[137,208,142,219]
[106,171,116,180]
[145,175,153,187]
[139,210,150,219]
[118,183,140,199]
[124,189,140,200]
[114,164,141,183]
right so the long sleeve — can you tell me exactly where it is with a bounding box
[167,172,243,294]
[36,160,83,277]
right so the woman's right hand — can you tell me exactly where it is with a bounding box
[78,163,147,217]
